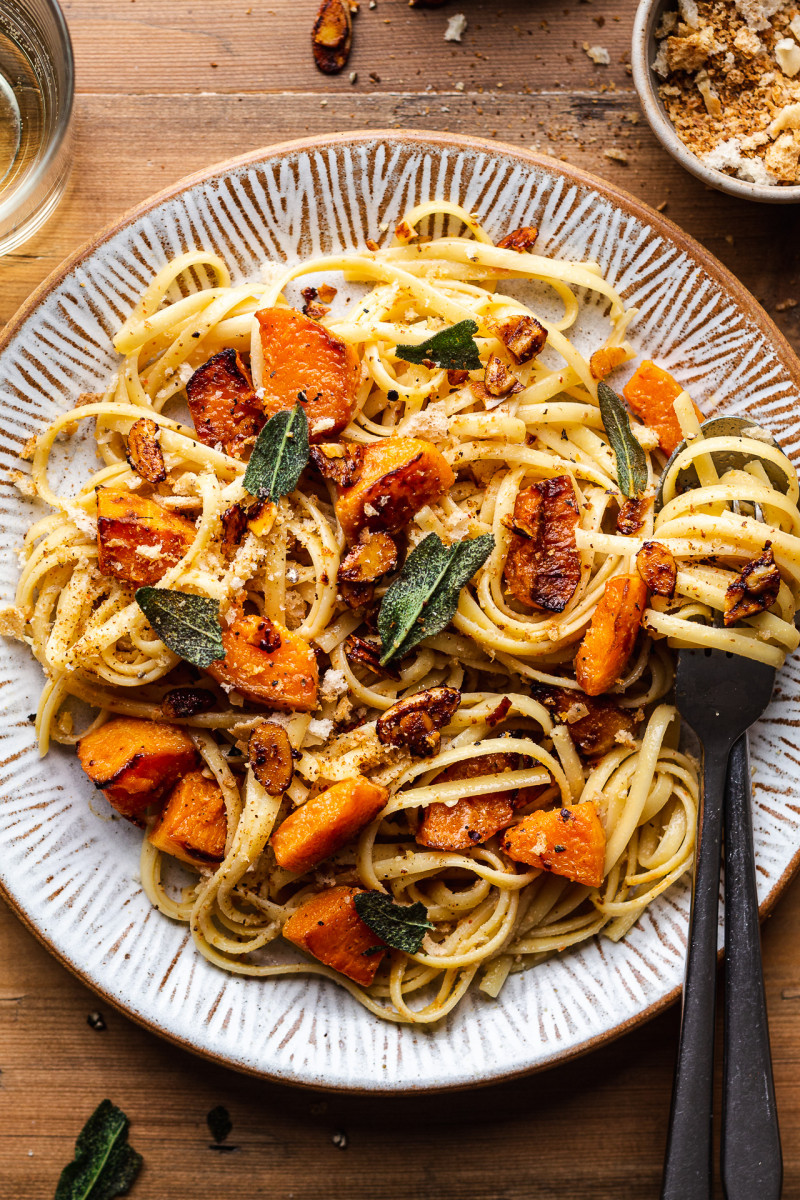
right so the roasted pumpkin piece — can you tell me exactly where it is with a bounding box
[504,476,581,613]
[335,436,455,542]
[206,614,319,711]
[186,349,265,459]
[126,417,166,484]
[283,886,386,985]
[253,307,361,441]
[724,543,781,626]
[589,346,628,381]
[271,775,389,874]
[417,751,547,852]
[502,802,606,888]
[148,770,227,866]
[96,490,196,587]
[77,717,199,822]
[376,687,461,758]
[636,540,677,598]
[622,361,702,456]
[530,684,641,758]
[575,575,648,696]
[248,721,294,794]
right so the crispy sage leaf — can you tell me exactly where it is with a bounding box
[378,532,494,665]
[395,319,482,372]
[598,381,648,498]
[353,892,433,954]
[206,1105,233,1144]
[243,402,310,501]
[135,587,224,668]
[55,1099,143,1200]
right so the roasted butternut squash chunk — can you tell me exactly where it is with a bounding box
[283,886,386,985]
[335,436,455,542]
[186,348,265,459]
[148,770,227,866]
[531,684,641,758]
[77,717,199,822]
[589,346,628,381]
[96,490,196,587]
[253,307,361,440]
[622,361,702,456]
[271,776,388,874]
[502,802,606,888]
[575,575,648,696]
[504,476,581,612]
[417,752,547,852]
[206,613,318,711]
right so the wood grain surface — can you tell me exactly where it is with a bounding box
[2,2,800,1197]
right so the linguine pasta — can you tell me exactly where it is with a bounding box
[5,200,800,1025]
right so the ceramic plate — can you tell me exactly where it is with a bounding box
[2,131,800,1093]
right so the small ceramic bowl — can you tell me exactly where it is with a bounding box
[632,0,800,204]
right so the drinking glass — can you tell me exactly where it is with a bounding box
[0,0,72,254]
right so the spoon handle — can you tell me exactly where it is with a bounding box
[721,734,782,1200]
[661,740,728,1200]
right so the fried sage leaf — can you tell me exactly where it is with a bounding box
[598,380,648,499]
[135,587,225,668]
[353,892,433,954]
[243,402,310,502]
[54,1099,143,1200]
[395,319,482,372]
[378,532,494,665]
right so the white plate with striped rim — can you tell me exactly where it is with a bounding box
[1,130,800,1092]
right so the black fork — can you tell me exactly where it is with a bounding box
[660,646,779,1200]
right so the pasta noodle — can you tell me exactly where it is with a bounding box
[4,200,799,1026]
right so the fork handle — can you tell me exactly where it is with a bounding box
[721,734,782,1200]
[661,741,729,1200]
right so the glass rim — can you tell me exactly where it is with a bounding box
[0,0,74,228]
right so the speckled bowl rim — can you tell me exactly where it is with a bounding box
[632,0,800,204]
[2,128,800,1094]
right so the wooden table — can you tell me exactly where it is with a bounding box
[2,2,800,1196]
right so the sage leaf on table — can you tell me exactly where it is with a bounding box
[353,892,433,954]
[135,587,225,668]
[395,319,482,372]
[378,532,494,665]
[243,402,310,501]
[598,380,648,498]
[54,1099,142,1200]
[206,1105,233,1144]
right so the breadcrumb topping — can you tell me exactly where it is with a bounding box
[654,0,800,184]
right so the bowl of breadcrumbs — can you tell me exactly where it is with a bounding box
[633,0,800,200]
